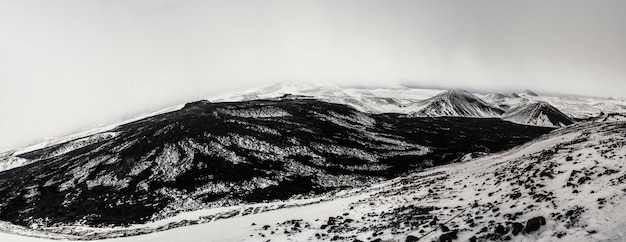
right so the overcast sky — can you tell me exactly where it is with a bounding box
[1,0,626,152]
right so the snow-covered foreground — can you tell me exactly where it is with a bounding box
[1,121,625,241]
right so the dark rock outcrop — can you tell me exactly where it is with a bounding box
[524,216,547,233]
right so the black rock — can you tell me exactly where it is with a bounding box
[440,224,450,232]
[439,230,458,242]
[405,235,419,242]
[525,216,547,233]
[510,192,522,200]
[495,224,508,235]
[511,222,524,235]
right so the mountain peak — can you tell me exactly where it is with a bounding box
[408,89,504,117]
[520,89,539,97]
[444,88,472,96]
[502,101,574,127]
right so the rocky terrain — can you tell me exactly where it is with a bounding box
[0,98,550,229]
[241,121,626,241]
[0,119,622,242]
[0,83,624,242]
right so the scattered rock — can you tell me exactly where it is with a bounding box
[511,222,524,235]
[440,224,450,232]
[525,216,546,233]
[495,224,508,235]
[510,192,522,200]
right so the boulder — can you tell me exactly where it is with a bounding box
[511,222,524,235]
[524,216,546,233]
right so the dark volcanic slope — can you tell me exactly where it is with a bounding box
[0,99,552,227]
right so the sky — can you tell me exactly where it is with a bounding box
[1,0,626,152]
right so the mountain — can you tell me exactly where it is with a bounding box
[485,92,508,100]
[0,99,551,229]
[482,92,526,110]
[1,121,623,242]
[520,89,539,97]
[485,92,520,100]
[407,89,505,118]
[502,101,575,127]
[2,82,626,241]
[211,82,626,120]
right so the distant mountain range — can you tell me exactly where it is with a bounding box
[214,81,626,127]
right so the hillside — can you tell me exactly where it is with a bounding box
[0,121,623,242]
[0,99,550,228]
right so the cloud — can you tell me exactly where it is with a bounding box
[1,0,625,151]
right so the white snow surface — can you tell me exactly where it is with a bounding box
[211,81,444,114]
[2,121,626,241]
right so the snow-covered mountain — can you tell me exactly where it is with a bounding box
[407,89,505,118]
[502,101,575,127]
[519,89,539,97]
[212,81,443,114]
[2,81,626,241]
[1,120,624,242]
[481,92,626,120]
[212,81,626,121]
